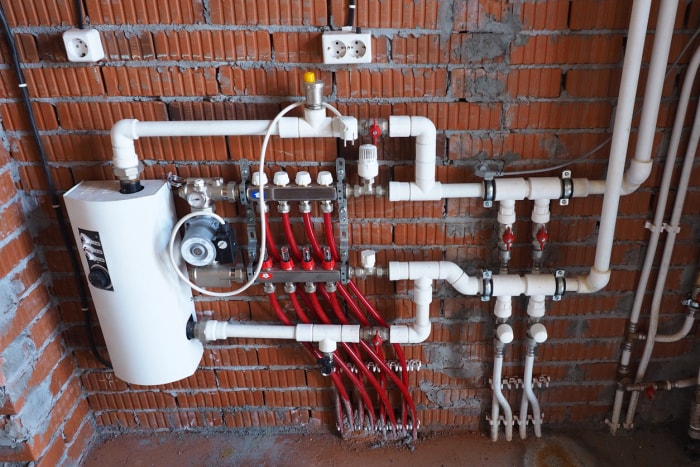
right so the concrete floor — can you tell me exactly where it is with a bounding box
[83,421,700,466]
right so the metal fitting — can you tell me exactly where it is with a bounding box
[318,352,334,376]
[277,200,291,214]
[552,269,566,301]
[559,170,573,206]
[360,327,389,342]
[284,282,296,294]
[483,179,495,208]
[304,282,316,293]
[325,281,337,293]
[263,283,275,294]
[480,270,493,301]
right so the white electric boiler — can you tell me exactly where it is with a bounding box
[64,180,203,385]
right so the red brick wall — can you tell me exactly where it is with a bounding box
[1,0,699,443]
[0,136,93,461]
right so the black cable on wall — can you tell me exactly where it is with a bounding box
[0,5,111,368]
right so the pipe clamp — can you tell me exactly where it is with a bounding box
[481,270,493,301]
[559,170,573,206]
[553,269,566,301]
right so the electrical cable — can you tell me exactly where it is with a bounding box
[347,0,356,29]
[498,26,700,178]
[0,6,111,368]
[74,0,85,29]
[168,101,304,297]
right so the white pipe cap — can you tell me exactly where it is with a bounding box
[273,171,289,186]
[295,171,312,186]
[317,170,333,186]
[496,324,514,344]
[530,323,548,343]
[251,171,268,186]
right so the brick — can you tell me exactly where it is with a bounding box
[56,101,168,131]
[101,30,156,61]
[569,0,633,30]
[392,102,501,130]
[219,67,332,97]
[154,30,271,61]
[62,418,94,467]
[272,32,322,63]
[0,231,34,278]
[511,34,623,65]
[391,35,450,64]
[507,68,561,98]
[18,165,74,191]
[102,66,218,96]
[519,0,570,30]
[506,102,614,129]
[337,68,448,99]
[25,67,105,98]
[85,0,204,24]
[0,202,25,244]
[210,0,327,26]
[454,0,512,31]
[451,68,505,100]
[13,134,111,163]
[0,0,77,27]
[0,102,58,131]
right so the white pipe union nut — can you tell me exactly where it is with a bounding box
[295,171,312,186]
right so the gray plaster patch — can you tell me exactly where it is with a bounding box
[0,279,23,332]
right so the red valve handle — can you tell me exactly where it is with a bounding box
[502,227,514,252]
[369,118,381,146]
[536,227,549,250]
[372,332,383,348]
[645,385,656,401]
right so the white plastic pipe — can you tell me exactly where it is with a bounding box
[111,113,358,176]
[492,324,514,441]
[654,315,696,343]
[622,0,680,194]
[389,277,433,343]
[624,70,700,428]
[200,320,361,344]
[520,323,547,439]
[610,33,700,436]
[389,116,436,193]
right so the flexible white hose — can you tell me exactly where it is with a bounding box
[654,315,696,343]
[520,353,541,438]
[492,354,513,441]
[168,101,304,297]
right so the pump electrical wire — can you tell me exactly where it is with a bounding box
[0,5,111,368]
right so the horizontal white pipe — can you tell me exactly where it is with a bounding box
[111,114,358,174]
[389,177,602,203]
[389,261,562,297]
[622,0,679,195]
[200,320,360,344]
[654,315,696,343]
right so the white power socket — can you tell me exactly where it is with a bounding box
[62,28,105,62]
[322,31,372,64]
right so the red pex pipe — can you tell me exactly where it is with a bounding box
[264,213,280,262]
[280,212,302,261]
[323,212,340,262]
[307,291,397,431]
[268,292,354,431]
[302,212,324,261]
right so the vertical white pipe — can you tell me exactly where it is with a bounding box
[611,43,700,434]
[583,0,652,293]
[519,353,533,440]
[491,355,503,441]
[622,0,680,194]
[624,85,700,428]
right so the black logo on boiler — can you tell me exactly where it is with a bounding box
[78,228,114,291]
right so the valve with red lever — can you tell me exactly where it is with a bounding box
[369,118,382,146]
[536,226,549,251]
[502,226,514,252]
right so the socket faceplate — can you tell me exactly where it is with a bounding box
[322,31,372,64]
[63,28,105,62]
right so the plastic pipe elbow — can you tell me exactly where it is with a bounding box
[111,119,140,170]
[621,160,653,195]
[576,268,611,293]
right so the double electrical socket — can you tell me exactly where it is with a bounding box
[62,28,105,62]
[322,31,372,64]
